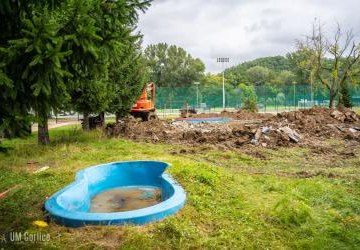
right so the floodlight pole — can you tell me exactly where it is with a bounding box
[217,57,229,110]
[293,81,296,110]
[222,68,225,109]
[194,82,200,108]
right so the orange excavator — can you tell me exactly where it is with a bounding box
[130,82,158,121]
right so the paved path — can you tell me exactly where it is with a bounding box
[32,119,80,132]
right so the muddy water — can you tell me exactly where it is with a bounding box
[90,187,161,213]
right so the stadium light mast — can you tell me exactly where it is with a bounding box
[293,81,297,110]
[193,82,200,108]
[217,57,229,110]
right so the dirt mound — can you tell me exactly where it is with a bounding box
[105,108,360,151]
[105,118,166,142]
[267,107,360,139]
[274,107,358,125]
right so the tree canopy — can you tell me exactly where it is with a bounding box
[296,21,360,107]
[144,43,205,87]
[0,0,151,144]
[224,56,296,87]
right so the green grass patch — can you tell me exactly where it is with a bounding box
[354,107,360,115]
[0,126,359,249]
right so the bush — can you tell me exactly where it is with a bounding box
[266,97,274,106]
[339,83,353,108]
[239,83,258,112]
[276,92,286,105]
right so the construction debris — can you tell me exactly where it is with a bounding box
[105,107,360,151]
[278,127,302,143]
[33,166,50,173]
[0,185,21,199]
[331,110,346,122]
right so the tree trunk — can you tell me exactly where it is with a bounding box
[329,92,336,108]
[100,112,105,127]
[83,112,90,130]
[116,112,120,123]
[38,117,50,145]
[337,95,345,109]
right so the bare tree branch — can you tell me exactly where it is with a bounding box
[298,20,359,107]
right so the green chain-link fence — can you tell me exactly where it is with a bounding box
[156,84,360,113]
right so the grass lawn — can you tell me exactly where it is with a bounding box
[0,126,360,249]
[354,107,360,115]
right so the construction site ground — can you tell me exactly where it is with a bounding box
[1,107,360,249]
[105,107,360,159]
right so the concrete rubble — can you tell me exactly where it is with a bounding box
[105,107,360,150]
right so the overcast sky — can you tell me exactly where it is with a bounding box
[137,0,360,73]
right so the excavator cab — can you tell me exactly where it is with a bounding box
[130,83,157,121]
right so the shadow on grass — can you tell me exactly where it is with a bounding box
[49,126,106,146]
[0,145,13,154]
[0,127,104,160]
[50,127,84,146]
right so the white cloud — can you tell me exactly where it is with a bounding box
[137,0,360,72]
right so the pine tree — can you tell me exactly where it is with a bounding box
[63,0,151,129]
[1,0,152,143]
[339,83,353,108]
[109,42,148,121]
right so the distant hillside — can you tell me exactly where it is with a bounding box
[224,56,295,86]
[229,56,292,72]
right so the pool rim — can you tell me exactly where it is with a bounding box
[174,117,233,123]
[44,160,186,226]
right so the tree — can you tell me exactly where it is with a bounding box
[246,66,272,85]
[0,0,151,143]
[339,82,353,108]
[276,92,286,105]
[1,51,31,139]
[298,21,360,108]
[287,47,314,84]
[272,70,296,86]
[109,42,148,121]
[238,83,258,112]
[202,73,223,86]
[0,1,40,141]
[225,56,292,86]
[65,0,151,128]
[144,43,205,87]
[1,3,73,144]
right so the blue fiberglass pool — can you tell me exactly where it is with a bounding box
[45,161,186,227]
[177,117,232,123]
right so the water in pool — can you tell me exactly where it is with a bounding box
[90,187,161,213]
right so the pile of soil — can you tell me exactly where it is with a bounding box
[105,118,166,143]
[267,107,359,140]
[105,107,360,151]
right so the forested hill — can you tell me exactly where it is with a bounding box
[228,56,292,73]
[224,56,298,86]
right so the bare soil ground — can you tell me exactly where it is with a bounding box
[105,107,360,157]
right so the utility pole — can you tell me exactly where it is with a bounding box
[293,81,296,110]
[193,82,200,108]
[217,57,229,110]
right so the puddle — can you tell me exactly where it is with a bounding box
[181,117,233,123]
[90,186,161,213]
